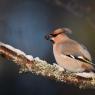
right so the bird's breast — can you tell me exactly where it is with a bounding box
[53,44,86,72]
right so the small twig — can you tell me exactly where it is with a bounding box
[0,42,95,89]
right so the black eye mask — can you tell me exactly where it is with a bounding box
[50,32,63,37]
[50,34,58,37]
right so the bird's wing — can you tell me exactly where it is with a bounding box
[59,41,94,65]
[66,54,95,65]
[79,43,92,61]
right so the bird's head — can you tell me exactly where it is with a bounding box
[45,28,72,43]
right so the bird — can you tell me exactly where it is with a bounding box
[45,27,95,73]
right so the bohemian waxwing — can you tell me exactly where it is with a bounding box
[45,28,95,73]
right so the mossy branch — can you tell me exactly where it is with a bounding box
[0,42,95,89]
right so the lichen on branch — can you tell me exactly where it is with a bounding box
[0,42,95,89]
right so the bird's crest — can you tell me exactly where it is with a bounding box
[50,28,72,37]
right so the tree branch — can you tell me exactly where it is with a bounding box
[0,42,95,89]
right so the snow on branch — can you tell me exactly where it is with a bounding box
[0,42,95,89]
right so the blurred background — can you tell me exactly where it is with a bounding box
[0,0,95,95]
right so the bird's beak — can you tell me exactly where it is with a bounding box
[45,34,50,40]
[45,34,52,40]
[45,34,54,43]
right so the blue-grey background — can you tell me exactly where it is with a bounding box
[0,0,95,95]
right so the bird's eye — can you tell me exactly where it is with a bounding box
[50,32,63,37]
[52,34,58,37]
[50,34,59,37]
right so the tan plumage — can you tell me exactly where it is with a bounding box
[45,28,95,73]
